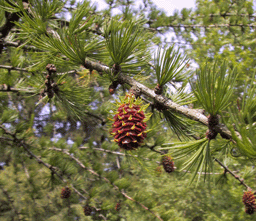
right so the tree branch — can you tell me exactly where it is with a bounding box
[0,64,79,77]
[214,158,251,189]
[51,147,163,221]
[3,40,40,51]
[0,85,36,94]
[0,187,22,221]
[79,146,152,161]
[0,65,29,72]
[82,60,236,140]
[0,125,89,202]
[0,1,29,54]
[149,23,256,31]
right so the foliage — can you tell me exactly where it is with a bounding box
[192,61,237,115]
[0,0,256,220]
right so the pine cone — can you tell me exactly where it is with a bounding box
[111,94,149,150]
[243,191,256,215]
[115,202,121,211]
[245,206,254,215]
[83,205,92,216]
[161,155,175,173]
[60,187,71,199]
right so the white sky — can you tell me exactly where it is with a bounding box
[89,0,196,15]
[149,0,196,15]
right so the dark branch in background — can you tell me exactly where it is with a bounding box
[0,65,30,72]
[0,85,36,94]
[84,111,105,124]
[144,144,165,155]
[78,146,157,162]
[0,125,113,219]
[214,158,251,190]
[0,187,22,221]
[0,64,77,76]
[0,126,88,200]
[148,23,256,31]
[0,0,29,54]
[51,147,164,221]
[0,10,19,38]
[2,40,41,51]
[190,13,256,19]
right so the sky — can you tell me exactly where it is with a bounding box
[89,0,196,15]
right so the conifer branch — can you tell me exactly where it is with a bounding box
[0,65,29,72]
[182,169,239,175]
[51,147,164,221]
[0,64,78,76]
[0,0,29,54]
[0,86,36,94]
[79,146,152,161]
[0,125,89,201]
[82,60,235,140]
[149,23,256,30]
[84,111,105,123]
[19,145,104,215]
[214,158,251,190]
[0,128,109,215]
[192,13,256,19]
[2,40,40,51]
[0,187,22,221]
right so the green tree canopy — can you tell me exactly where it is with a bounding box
[1,0,256,220]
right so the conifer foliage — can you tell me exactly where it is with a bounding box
[1,0,256,220]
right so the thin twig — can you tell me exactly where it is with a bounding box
[0,187,22,221]
[0,65,29,72]
[0,64,77,76]
[0,86,36,94]
[51,147,163,221]
[0,125,89,201]
[3,40,40,51]
[79,146,162,164]
[214,158,250,189]
[150,23,256,30]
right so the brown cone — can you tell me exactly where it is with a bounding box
[60,187,71,199]
[112,103,147,150]
[83,205,92,216]
[161,155,175,173]
[243,191,256,215]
